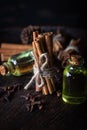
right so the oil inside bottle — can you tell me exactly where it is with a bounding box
[2,50,34,76]
[62,55,87,104]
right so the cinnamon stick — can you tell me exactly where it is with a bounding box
[32,41,41,92]
[33,31,38,41]
[45,33,53,65]
[32,31,56,95]
[0,43,33,61]
[44,33,56,91]
[32,32,48,93]
[0,49,27,54]
[37,34,51,94]
[34,38,54,94]
[1,43,32,50]
[1,54,10,61]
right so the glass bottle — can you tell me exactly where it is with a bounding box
[0,49,34,76]
[62,54,87,104]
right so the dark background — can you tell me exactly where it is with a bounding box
[0,0,86,29]
[0,1,87,130]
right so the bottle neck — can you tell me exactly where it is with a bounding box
[3,62,14,75]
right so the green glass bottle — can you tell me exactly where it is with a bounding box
[0,50,34,76]
[62,55,87,104]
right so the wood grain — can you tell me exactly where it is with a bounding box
[0,26,87,130]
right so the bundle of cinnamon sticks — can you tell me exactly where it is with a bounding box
[0,43,32,61]
[32,31,56,95]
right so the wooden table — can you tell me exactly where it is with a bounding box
[0,74,87,130]
[0,26,87,130]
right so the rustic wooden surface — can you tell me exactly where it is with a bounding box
[0,74,87,130]
[0,26,87,130]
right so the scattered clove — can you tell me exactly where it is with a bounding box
[56,90,62,98]
[20,91,44,112]
[3,90,15,102]
[0,83,23,102]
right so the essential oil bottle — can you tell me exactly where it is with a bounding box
[0,50,34,76]
[62,55,87,104]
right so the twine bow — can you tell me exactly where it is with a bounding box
[24,53,48,90]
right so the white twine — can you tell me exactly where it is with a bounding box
[64,45,79,53]
[58,45,79,60]
[24,53,48,90]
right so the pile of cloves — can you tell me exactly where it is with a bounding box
[0,83,23,102]
[20,91,44,112]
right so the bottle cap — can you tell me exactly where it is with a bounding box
[0,65,7,76]
[68,55,84,65]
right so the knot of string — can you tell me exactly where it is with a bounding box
[24,53,56,90]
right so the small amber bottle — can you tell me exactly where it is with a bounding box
[62,55,87,104]
[0,50,34,76]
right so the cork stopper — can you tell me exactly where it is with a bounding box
[69,55,84,66]
[0,65,7,76]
